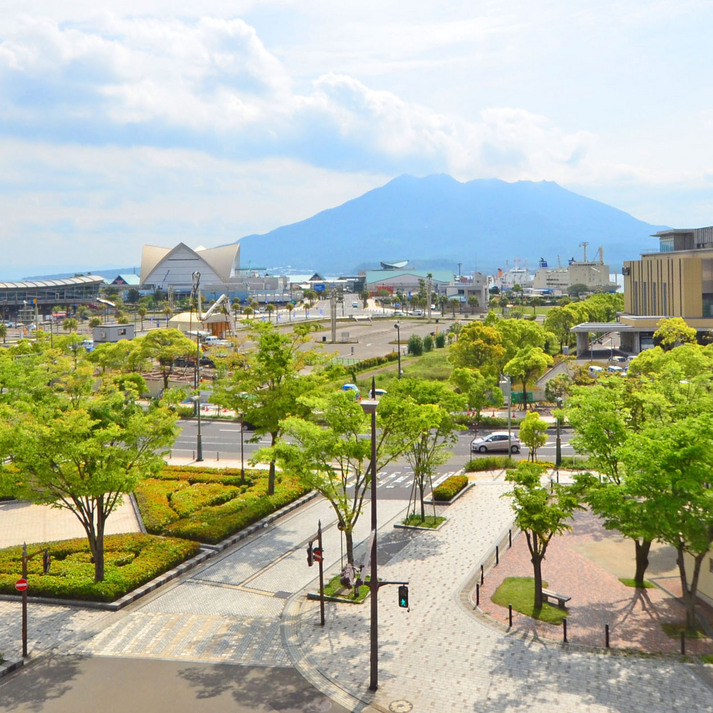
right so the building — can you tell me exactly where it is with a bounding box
[140,242,290,302]
[0,275,104,322]
[532,248,614,293]
[619,226,713,351]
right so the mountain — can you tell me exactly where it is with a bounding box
[235,175,666,275]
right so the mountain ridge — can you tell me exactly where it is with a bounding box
[235,175,666,274]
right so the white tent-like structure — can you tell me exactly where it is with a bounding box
[140,242,240,293]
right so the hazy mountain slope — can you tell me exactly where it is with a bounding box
[236,175,665,273]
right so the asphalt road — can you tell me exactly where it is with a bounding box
[0,655,348,713]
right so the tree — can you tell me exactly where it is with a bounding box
[518,411,548,462]
[0,348,177,582]
[467,295,480,314]
[89,316,102,328]
[653,317,697,351]
[63,317,78,333]
[448,323,505,377]
[407,334,424,356]
[449,367,502,431]
[0,323,6,344]
[621,416,713,632]
[138,328,197,390]
[504,462,583,608]
[213,322,323,495]
[503,345,553,410]
[268,391,396,566]
[360,289,370,308]
[448,298,460,317]
[137,305,147,331]
[285,303,294,320]
[265,303,276,322]
[379,380,465,521]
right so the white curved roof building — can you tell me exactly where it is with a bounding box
[140,242,241,292]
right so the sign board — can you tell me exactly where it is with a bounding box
[312,547,323,563]
[15,578,28,592]
[314,284,326,292]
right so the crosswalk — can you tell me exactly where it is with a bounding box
[345,469,461,492]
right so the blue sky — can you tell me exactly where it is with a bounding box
[1,1,712,279]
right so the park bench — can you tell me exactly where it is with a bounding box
[541,588,571,609]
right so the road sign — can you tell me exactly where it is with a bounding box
[312,546,323,563]
[314,283,326,292]
[15,578,28,592]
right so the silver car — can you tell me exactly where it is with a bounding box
[470,431,521,454]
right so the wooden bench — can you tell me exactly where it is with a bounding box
[541,588,571,609]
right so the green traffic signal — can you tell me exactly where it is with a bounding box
[398,584,409,608]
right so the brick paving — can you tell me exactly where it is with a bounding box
[475,507,713,657]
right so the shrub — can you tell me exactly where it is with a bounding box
[407,334,424,356]
[432,474,469,501]
[423,334,434,352]
[465,456,515,472]
[435,333,446,348]
[0,534,199,603]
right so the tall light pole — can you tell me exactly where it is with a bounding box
[394,321,401,378]
[240,412,246,485]
[555,396,563,479]
[360,377,379,691]
[192,271,203,462]
[500,375,512,455]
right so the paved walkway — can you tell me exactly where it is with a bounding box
[1,462,713,712]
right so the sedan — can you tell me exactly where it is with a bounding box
[470,431,521,454]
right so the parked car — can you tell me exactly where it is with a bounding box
[470,432,521,454]
[588,365,603,377]
[352,301,359,308]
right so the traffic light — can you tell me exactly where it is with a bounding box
[307,542,314,567]
[398,584,409,608]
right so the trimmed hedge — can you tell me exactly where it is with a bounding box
[355,351,399,372]
[135,466,310,544]
[432,474,469,502]
[465,456,515,472]
[0,533,200,603]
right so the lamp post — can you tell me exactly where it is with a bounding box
[555,397,563,478]
[240,412,246,485]
[500,375,512,455]
[360,377,379,691]
[394,321,401,378]
[191,394,203,462]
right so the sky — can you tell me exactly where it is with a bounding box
[1,1,713,279]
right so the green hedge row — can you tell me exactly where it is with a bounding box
[465,456,515,472]
[355,351,399,371]
[0,533,200,603]
[432,474,469,501]
[135,467,310,544]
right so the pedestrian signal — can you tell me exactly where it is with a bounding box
[398,584,409,608]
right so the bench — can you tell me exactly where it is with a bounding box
[541,588,571,609]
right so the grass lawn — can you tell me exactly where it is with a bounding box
[619,578,656,589]
[322,572,371,603]
[134,465,310,544]
[401,514,446,528]
[0,533,200,603]
[491,576,568,625]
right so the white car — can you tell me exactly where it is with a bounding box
[470,432,521,454]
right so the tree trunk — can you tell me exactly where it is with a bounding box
[268,459,276,496]
[633,538,652,586]
[521,381,528,411]
[88,496,106,582]
[532,552,544,609]
[418,477,425,520]
[677,544,705,633]
[345,529,354,567]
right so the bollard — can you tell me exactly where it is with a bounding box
[480,564,484,585]
[476,583,480,606]
[681,631,685,656]
[495,545,499,565]
[605,624,610,648]
[217,452,220,462]
[563,618,568,643]
[508,604,512,627]
[508,529,512,548]
[192,450,195,460]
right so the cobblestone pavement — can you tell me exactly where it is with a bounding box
[3,467,713,712]
[288,479,713,713]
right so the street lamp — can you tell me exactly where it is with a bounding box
[394,321,401,378]
[190,394,203,461]
[360,377,380,691]
[555,397,563,479]
[500,375,512,456]
[240,412,246,485]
